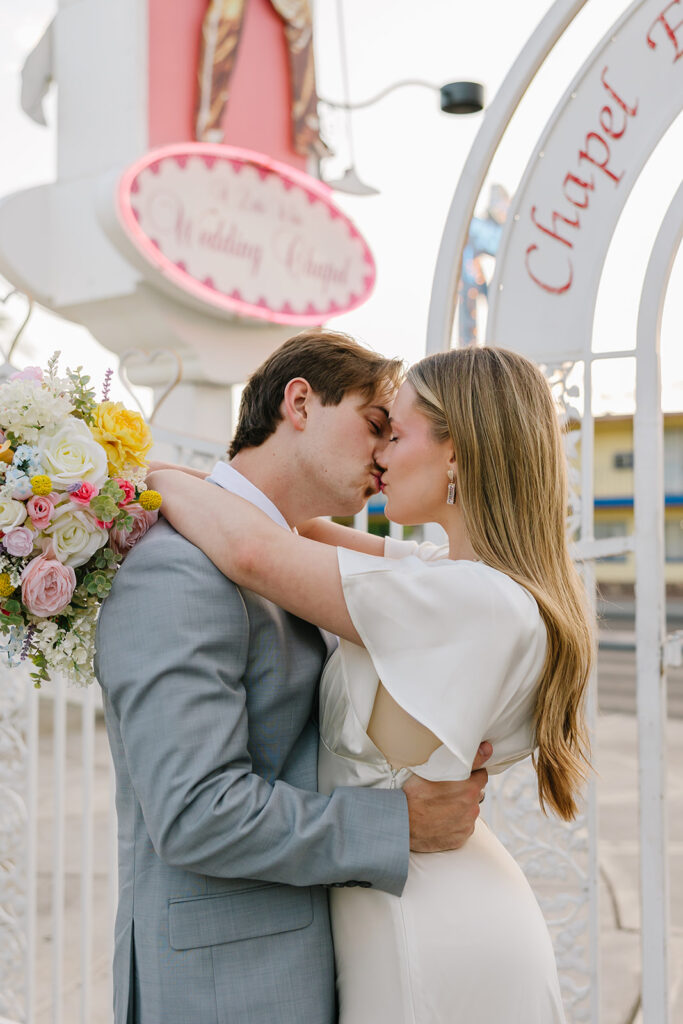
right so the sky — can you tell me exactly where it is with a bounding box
[0,0,681,417]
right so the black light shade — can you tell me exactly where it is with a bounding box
[440,81,485,115]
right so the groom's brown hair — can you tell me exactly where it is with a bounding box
[229,329,403,457]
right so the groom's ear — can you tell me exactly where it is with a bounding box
[282,378,313,432]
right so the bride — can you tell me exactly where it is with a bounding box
[148,344,593,1023]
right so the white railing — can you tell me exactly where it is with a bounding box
[6,676,118,1024]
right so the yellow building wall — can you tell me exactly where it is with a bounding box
[594,418,633,498]
[593,414,683,587]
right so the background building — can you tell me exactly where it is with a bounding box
[594,413,683,594]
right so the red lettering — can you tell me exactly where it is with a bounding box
[579,132,624,185]
[530,205,579,249]
[600,67,639,116]
[647,1,683,61]
[562,173,595,210]
[524,244,573,295]
[599,104,629,140]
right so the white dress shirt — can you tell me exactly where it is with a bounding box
[207,461,337,655]
[208,461,291,531]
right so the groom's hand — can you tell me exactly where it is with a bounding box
[403,741,493,853]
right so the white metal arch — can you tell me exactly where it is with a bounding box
[634,179,683,1023]
[426,1,683,1020]
[426,0,590,354]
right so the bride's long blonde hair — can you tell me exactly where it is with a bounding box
[407,346,593,821]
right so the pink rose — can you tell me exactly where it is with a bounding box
[115,479,136,505]
[10,366,43,382]
[27,494,55,530]
[109,505,158,556]
[3,526,35,557]
[70,481,99,506]
[21,554,76,617]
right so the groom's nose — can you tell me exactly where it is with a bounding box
[372,434,390,460]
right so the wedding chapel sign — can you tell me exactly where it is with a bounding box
[109,144,376,324]
[486,0,683,358]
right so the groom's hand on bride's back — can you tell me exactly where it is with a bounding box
[403,741,493,853]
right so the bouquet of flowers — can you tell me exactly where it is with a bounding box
[0,355,161,687]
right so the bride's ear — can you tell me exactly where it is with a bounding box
[282,378,312,432]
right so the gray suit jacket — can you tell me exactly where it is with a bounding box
[95,520,409,1024]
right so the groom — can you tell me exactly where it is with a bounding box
[95,329,490,1024]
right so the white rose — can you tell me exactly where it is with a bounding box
[42,502,109,567]
[38,418,108,489]
[0,497,28,531]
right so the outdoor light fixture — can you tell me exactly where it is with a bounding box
[320,78,485,196]
[321,78,485,116]
[439,80,485,115]
[324,1,485,196]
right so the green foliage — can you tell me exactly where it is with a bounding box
[90,493,119,523]
[66,366,97,424]
[101,479,124,501]
[93,547,121,571]
[0,598,25,627]
[115,511,133,531]
[30,649,50,687]
[45,351,61,384]
[82,568,113,598]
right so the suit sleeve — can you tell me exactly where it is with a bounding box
[95,525,409,895]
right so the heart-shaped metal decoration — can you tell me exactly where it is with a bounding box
[0,288,34,367]
[118,347,184,424]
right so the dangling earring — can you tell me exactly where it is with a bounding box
[447,469,456,505]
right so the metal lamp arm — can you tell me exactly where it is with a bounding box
[319,78,442,110]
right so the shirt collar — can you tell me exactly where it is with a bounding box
[208,462,335,656]
[207,462,292,532]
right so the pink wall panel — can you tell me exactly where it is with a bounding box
[147,0,306,170]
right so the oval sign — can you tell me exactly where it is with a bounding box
[115,144,376,325]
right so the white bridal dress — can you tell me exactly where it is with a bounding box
[318,539,567,1024]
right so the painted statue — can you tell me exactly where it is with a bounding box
[459,184,510,347]
[195,0,329,157]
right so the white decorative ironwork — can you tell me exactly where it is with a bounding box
[0,289,33,369]
[118,347,184,424]
[0,666,29,1023]
[486,760,592,1018]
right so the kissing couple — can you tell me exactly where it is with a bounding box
[96,329,592,1023]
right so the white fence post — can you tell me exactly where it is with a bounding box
[633,180,683,1024]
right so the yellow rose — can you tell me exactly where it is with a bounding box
[90,402,153,477]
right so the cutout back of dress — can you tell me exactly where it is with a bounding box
[367,682,441,769]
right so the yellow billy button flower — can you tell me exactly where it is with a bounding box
[138,489,162,512]
[30,474,53,496]
[0,572,15,598]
